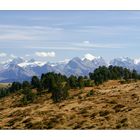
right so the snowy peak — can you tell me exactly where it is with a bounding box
[58,59,70,65]
[82,53,101,61]
[134,58,140,65]
[2,57,25,70]
[67,57,84,69]
[110,57,134,65]
[110,57,136,70]
[3,57,47,68]
[10,57,25,65]
[18,61,46,68]
[1,55,140,82]
[112,57,134,63]
[48,59,70,67]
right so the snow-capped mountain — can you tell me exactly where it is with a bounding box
[63,57,89,76]
[134,58,140,73]
[2,57,25,69]
[82,53,98,61]
[0,62,35,82]
[109,57,140,73]
[63,56,107,76]
[134,58,140,65]
[29,64,53,76]
[1,54,140,82]
[18,60,47,68]
[110,57,136,70]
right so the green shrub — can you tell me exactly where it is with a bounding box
[79,90,83,94]
[22,81,30,89]
[51,84,69,103]
[0,88,10,98]
[10,82,22,92]
[86,89,94,97]
[84,79,93,87]
[21,88,36,105]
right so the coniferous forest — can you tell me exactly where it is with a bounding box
[0,65,140,104]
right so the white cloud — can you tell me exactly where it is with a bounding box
[76,25,140,37]
[25,54,30,57]
[0,34,32,40]
[0,52,7,57]
[44,46,94,50]
[35,51,56,57]
[74,41,96,47]
[0,24,63,41]
[74,41,125,49]
[83,40,90,44]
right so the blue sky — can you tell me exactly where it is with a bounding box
[0,11,140,62]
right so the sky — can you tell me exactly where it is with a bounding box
[0,11,140,62]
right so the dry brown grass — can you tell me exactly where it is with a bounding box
[0,80,140,129]
[0,83,11,89]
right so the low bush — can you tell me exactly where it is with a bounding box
[21,88,36,105]
[86,89,95,97]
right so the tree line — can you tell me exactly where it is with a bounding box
[89,66,140,85]
[3,72,92,103]
[0,65,140,103]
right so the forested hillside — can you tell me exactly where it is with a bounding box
[0,66,140,129]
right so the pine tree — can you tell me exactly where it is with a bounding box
[132,69,138,80]
[68,75,78,88]
[10,82,22,92]
[21,87,36,105]
[22,81,30,89]
[78,76,84,88]
[31,76,40,89]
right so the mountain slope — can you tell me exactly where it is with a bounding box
[0,63,34,82]
[110,57,136,70]
[0,80,140,129]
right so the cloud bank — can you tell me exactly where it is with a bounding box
[35,51,56,57]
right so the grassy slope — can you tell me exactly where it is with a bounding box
[0,83,11,89]
[0,80,140,129]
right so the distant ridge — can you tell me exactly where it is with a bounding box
[0,54,140,82]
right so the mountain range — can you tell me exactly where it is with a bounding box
[0,54,140,82]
